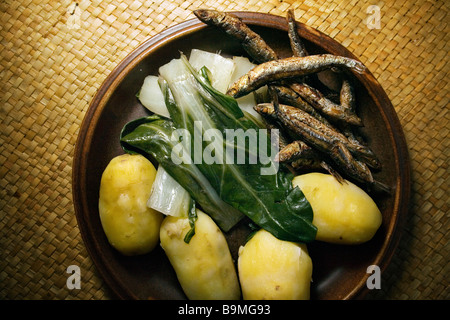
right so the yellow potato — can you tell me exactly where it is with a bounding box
[98,154,163,255]
[293,172,382,244]
[160,210,240,300]
[238,229,312,300]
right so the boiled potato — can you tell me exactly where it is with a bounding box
[160,210,240,300]
[238,229,312,300]
[98,154,163,255]
[293,172,382,244]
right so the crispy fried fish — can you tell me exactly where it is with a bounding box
[281,141,345,183]
[271,85,333,126]
[276,140,314,162]
[329,142,390,193]
[338,78,370,145]
[255,102,388,191]
[254,102,380,169]
[193,9,278,63]
[227,55,366,98]
[287,9,308,57]
[289,81,363,126]
[340,78,356,112]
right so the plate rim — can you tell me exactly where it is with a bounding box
[72,11,411,300]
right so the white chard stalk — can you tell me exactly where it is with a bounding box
[147,165,191,218]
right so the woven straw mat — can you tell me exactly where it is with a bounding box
[1,0,448,300]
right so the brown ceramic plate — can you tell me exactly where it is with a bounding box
[72,12,410,300]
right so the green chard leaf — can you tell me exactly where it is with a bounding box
[183,199,198,244]
[120,54,317,243]
[120,115,245,232]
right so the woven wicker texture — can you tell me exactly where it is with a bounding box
[1,0,448,300]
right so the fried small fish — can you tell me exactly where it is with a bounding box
[255,102,388,192]
[276,139,345,183]
[340,78,356,112]
[276,140,314,162]
[254,103,380,169]
[289,81,363,126]
[329,142,390,193]
[193,9,278,63]
[271,85,333,127]
[286,9,308,57]
[227,54,366,98]
[338,78,370,145]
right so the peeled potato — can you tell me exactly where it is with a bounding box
[293,172,382,244]
[238,229,312,300]
[98,154,163,255]
[160,210,240,300]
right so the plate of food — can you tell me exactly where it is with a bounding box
[72,10,410,300]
